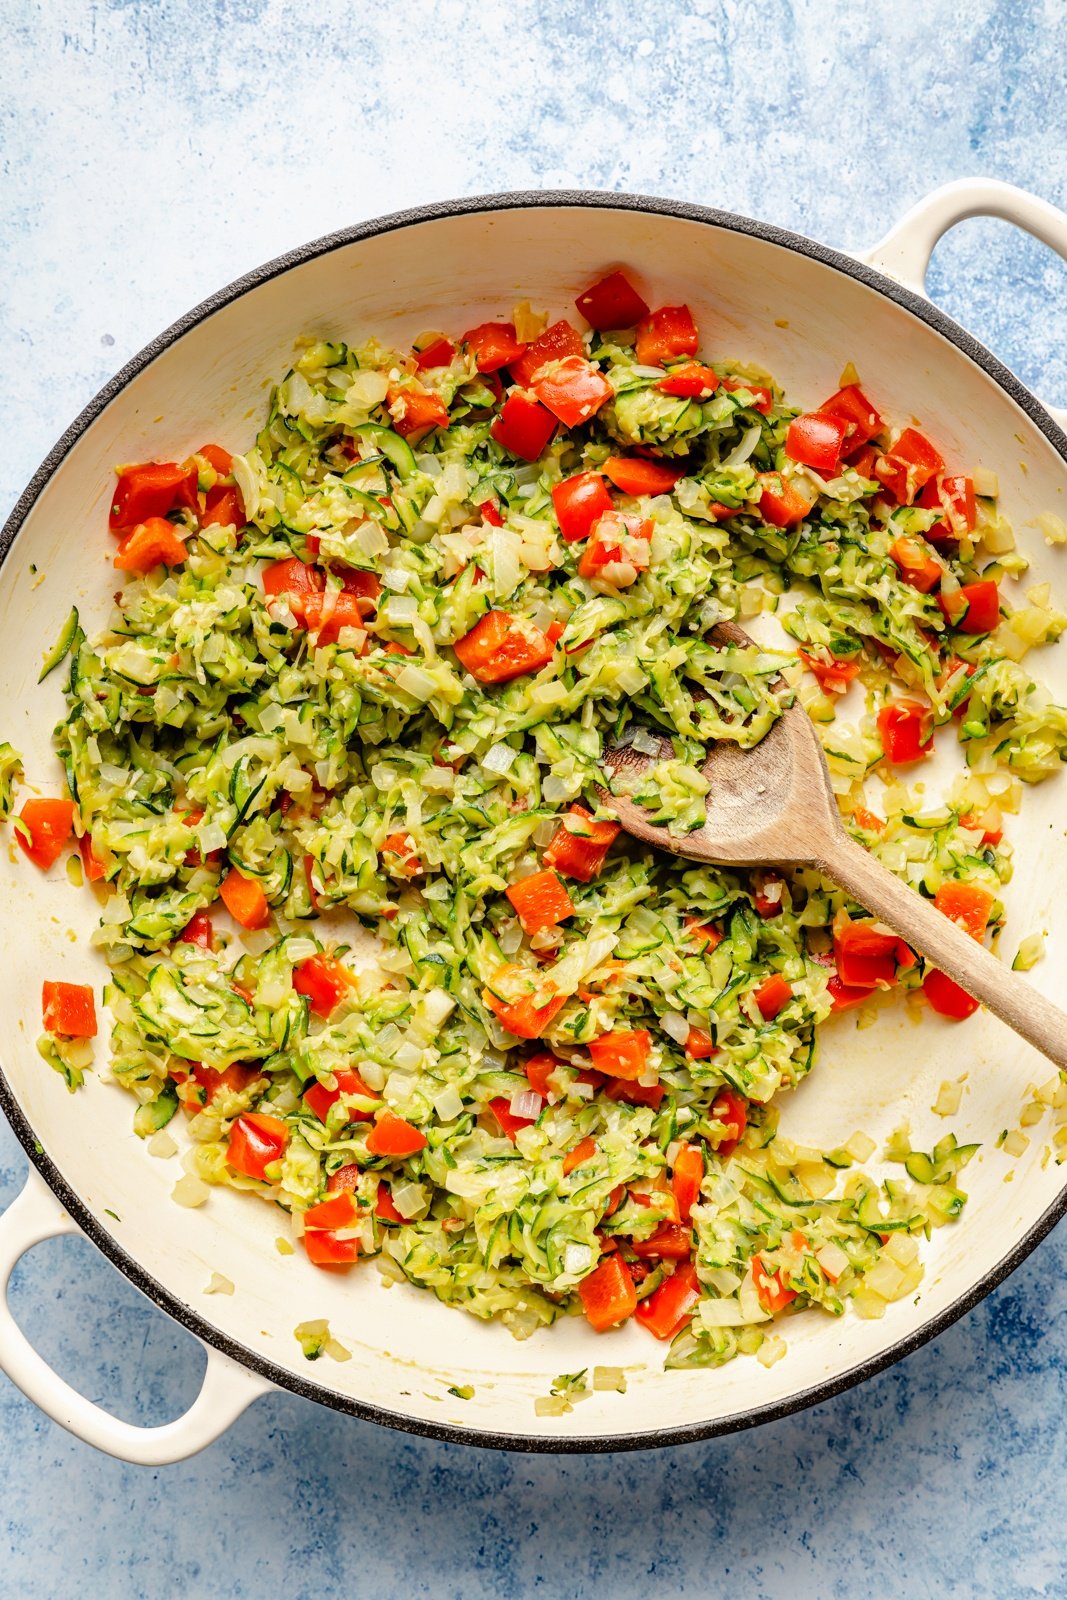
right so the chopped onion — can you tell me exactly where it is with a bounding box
[396,664,437,702]
[723,423,762,467]
[433,1084,465,1121]
[592,1366,627,1393]
[563,1242,593,1275]
[172,1175,210,1209]
[421,989,456,1027]
[204,1272,234,1296]
[509,1090,543,1120]
[630,726,662,756]
[481,741,517,775]
[391,1181,427,1219]
[661,1010,690,1044]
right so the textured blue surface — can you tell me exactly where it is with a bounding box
[2,2,1066,1596]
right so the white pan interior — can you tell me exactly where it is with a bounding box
[1,200,1065,1445]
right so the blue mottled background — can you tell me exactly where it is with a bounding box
[2,2,1066,1596]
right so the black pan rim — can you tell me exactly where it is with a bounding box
[2,186,1065,1458]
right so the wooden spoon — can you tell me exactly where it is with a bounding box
[599,619,1067,1068]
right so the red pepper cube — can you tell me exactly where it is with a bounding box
[453,609,554,684]
[874,428,944,505]
[531,356,613,427]
[42,980,97,1039]
[543,805,620,881]
[227,1112,289,1181]
[785,411,850,474]
[509,320,585,387]
[635,305,699,367]
[490,391,557,461]
[505,869,575,935]
[574,270,650,331]
[551,471,614,543]
[817,384,884,450]
[462,321,527,373]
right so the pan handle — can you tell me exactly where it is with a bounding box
[861,178,1067,427]
[0,1166,272,1464]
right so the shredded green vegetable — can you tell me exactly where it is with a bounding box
[41,297,1067,1364]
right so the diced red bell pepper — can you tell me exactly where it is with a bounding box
[752,1256,798,1314]
[684,1026,718,1060]
[635,305,699,367]
[17,798,75,870]
[923,969,980,1020]
[710,1087,748,1157]
[185,1063,260,1109]
[490,391,557,461]
[338,568,382,612]
[483,963,566,1039]
[635,1259,701,1340]
[551,472,614,543]
[41,980,97,1038]
[509,320,585,387]
[113,516,188,573]
[934,881,994,940]
[577,513,651,582]
[798,650,862,694]
[919,475,977,539]
[227,1112,289,1180]
[489,1095,537,1141]
[453,608,554,683]
[326,1163,360,1194]
[380,831,421,877]
[852,806,886,833]
[720,377,773,414]
[757,472,815,528]
[375,1182,404,1223]
[524,1053,560,1097]
[875,428,944,505]
[462,321,527,373]
[833,920,902,988]
[877,699,934,765]
[219,867,270,930]
[531,356,613,427]
[603,456,682,495]
[543,805,620,881]
[588,1029,652,1081]
[261,557,324,621]
[478,499,505,526]
[304,1066,377,1125]
[304,1230,362,1267]
[684,916,723,952]
[578,1255,637,1331]
[414,336,456,370]
[754,974,793,1020]
[817,384,884,450]
[630,1222,693,1260]
[179,909,215,950]
[786,411,850,474]
[77,832,106,883]
[574,270,650,330]
[292,952,352,1018]
[657,362,720,399]
[506,869,575,935]
[562,1136,597,1176]
[753,870,786,919]
[603,1077,665,1109]
[304,1191,362,1231]
[302,592,367,646]
[938,579,999,634]
[197,442,234,475]
[201,484,244,530]
[388,386,449,438]
[366,1110,427,1158]
[672,1142,705,1223]
[889,535,942,593]
[109,460,199,532]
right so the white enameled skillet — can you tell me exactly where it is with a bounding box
[0,180,1065,1463]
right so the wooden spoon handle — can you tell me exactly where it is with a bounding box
[823,835,1067,1068]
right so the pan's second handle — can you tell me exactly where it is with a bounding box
[0,1166,272,1463]
[860,178,1067,428]
[824,835,1067,1070]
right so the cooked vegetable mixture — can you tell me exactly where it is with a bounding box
[19,268,1067,1366]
